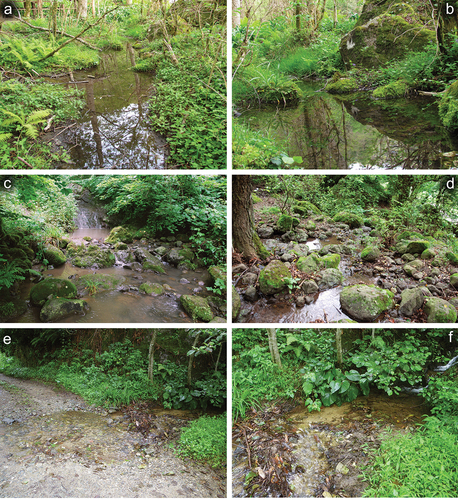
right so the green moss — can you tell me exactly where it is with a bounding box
[277,214,299,231]
[446,251,458,265]
[143,261,167,274]
[439,81,458,131]
[361,245,381,262]
[259,260,292,295]
[326,77,358,94]
[68,244,116,268]
[292,201,321,215]
[30,278,77,306]
[232,284,241,321]
[140,282,164,295]
[373,80,408,99]
[253,232,270,260]
[424,297,457,323]
[75,274,126,294]
[252,194,262,203]
[333,211,363,228]
[320,253,341,269]
[421,248,436,259]
[406,241,430,254]
[43,245,66,266]
[180,295,213,322]
[297,253,321,273]
[40,297,88,322]
[105,226,134,244]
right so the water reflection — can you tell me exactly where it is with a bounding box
[238,84,458,169]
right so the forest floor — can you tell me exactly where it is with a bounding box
[0,374,226,497]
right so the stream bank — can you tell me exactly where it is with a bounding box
[232,391,428,497]
[0,374,226,498]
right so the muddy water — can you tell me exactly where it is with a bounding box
[233,392,427,497]
[238,83,458,170]
[55,44,166,169]
[15,262,210,323]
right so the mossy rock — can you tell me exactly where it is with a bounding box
[340,284,395,321]
[43,245,66,266]
[373,80,408,99]
[2,247,32,269]
[446,251,458,265]
[421,247,437,259]
[451,273,458,287]
[232,284,241,320]
[68,244,116,268]
[406,240,430,254]
[297,253,321,273]
[259,260,292,295]
[139,282,164,295]
[180,295,213,322]
[114,242,128,250]
[30,278,77,306]
[252,193,262,203]
[305,221,317,231]
[40,297,88,322]
[277,214,299,232]
[333,211,363,228]
[105,226,133,244]
[292,201,321,215]
[143,261,167,274]
[439,81,458,131]
[320,253,341,269]
[134,248,167,274]
[395,230,423,242]
[209,317,226,323]
[424,297,457,323]
[340,2,435,69]
[75,274,126,295]
[361,245,381,262]
[404,259,424,276]
[326,77,358,94]
[208,265,227,286]
[58,238,70,249]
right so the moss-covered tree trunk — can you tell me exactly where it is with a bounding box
[267,328,282,368]
[148,329,158,383]
[233,175,268,260]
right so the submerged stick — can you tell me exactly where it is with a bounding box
[38,6,118,62]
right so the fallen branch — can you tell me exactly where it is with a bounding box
[13,16,101,51]
[17,157,33,168]
[46,122,77,143]
[44,115,55,132]
[38,6,118,61]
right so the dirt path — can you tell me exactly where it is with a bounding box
[0,375,226,498]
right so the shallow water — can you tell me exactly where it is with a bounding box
[238,83,458,169]
[54,44,167,169]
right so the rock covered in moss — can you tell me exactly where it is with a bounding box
[318,268,343,290]
[292,201,321,215]
[406,241,430,254]
[424,297,457,323]
[139,282,164,295]
[43,245,66,266]
[114,242,128,250]
[421,247,436,259]
[297,253,321,273]
[451,273,458,287]
[320,253,341,269]
[372,80,408,99]
[301,279,319,294]
[361,245,380,262]
[446,251,458,265]
[340,284,394,321]
[40,297,88,322]
[399,287,426,317]
[0,298,27,321]
[305,220,316,231]
[326,76,358,94]
[277,214,299,232]
[134,248,166,274]
[333,211,363,228]
[67,243,115,268]
[30,278,77,306]
[105,226,133,244]
[74,274,126,296]
[403,259,424,276]
[180,295,213,322]
[439,81,458,131]
[259,260,292,295]
[339,0,435,69]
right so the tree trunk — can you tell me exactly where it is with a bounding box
[333,0,337,28]
[233,175,258,259]
[51,0,58,38]
[78,0,87,19]
[267,328,282,368]
[232,0,240,27]
[37,0,43,18]
[336,328,343,367]
[187,331,200,387]
[148,330,158,383]
[295,2,301,33]
[24,0,31,18]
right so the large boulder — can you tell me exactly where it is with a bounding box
[67,243,115,268]
[180,295,213,322]
[361,245,381,262]
[339,0,435,69]
[318,268,343,291]
[259,260,292,295]
[320,254,341,269]
[340,284,394,321]
[43,245,66,266]
[166,247,194,266]
[105,226,133,244]
[399,287,426,317]
[424,298,457,323]
[333,211,363,228]
[40,297,88,322]
[30,278,77,306]
[406,241,430,254]
[134,248,166,274]
[277,214,299,232]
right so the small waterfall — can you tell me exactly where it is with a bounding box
[433,354,458,372]
[74,201,104,229]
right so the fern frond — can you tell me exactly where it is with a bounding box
[24,124,39,139]
[0,133,13,142]
[26,109,52,124]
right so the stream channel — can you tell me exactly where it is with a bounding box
[233,391,428,497]
[47,43,167,169]
[13,195,216,323]
[237,82,458,170]
[0,374,225,498]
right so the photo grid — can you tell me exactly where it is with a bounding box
[1,0,458,497]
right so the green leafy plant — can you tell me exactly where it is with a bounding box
[1,108,52,139]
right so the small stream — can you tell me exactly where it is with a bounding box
[237,82,458,169]
[51,44,167,169]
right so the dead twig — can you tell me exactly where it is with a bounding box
[46,122,77,143]
[17,156,33,168]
